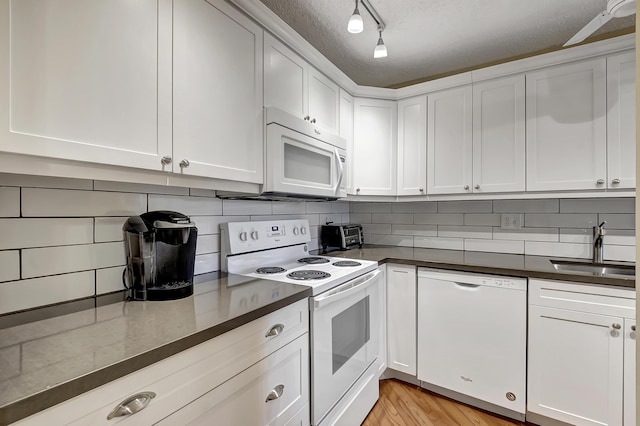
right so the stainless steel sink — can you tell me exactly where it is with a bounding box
[550,260,635,277]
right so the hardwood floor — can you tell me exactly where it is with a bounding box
[362,379,529,426]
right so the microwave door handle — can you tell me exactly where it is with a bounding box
[333,148,344,196]
[313,269,381,310]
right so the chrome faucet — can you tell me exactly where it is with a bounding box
[593,221,606,264]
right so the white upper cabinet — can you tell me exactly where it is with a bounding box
[397,96,427,196]
[339,89,355,195]
[264,33,339,135]
[173,0,263,183]
[0,0,173,171]
[264,32,307,120]
[607,50,636,190]
[308,67,340,134]
[526,58,607,191]
[472,75,525,193]
[353,98,397,196]
[427,85,473,195]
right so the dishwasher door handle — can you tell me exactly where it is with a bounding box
[454,282,480,289]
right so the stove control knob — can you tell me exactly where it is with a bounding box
[300,226,307,235]
[251,231,259,240]
[239,232,248,242]
[293,227,299,235]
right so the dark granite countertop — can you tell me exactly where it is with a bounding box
[0,273,312,425]
[331,246,635,289]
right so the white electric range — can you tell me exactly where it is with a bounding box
[221,219,382,426]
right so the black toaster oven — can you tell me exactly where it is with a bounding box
[320,224,363,253]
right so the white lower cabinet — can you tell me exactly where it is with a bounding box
[16,300,309,425]
[386,264,416,375]
[158,334,309,425]
[377,264,388,377]
[623,319,636,426]
[527,279,635,426]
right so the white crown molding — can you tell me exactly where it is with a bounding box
[395,72,473,99]
[230,0,634,101]
[471,33,635,83]
[230,0,360,95]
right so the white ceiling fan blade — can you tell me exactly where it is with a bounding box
[563,11,613,47]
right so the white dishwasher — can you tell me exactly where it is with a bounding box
[417,268,527,419]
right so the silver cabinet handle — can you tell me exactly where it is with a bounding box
[596,179,605,185]
[265,384,284,402]
[107,391,156,420]
[304,116,310,121]
[265,323,284,338]
[314,129,321,135]
[161,156,172,165]
[612,323,621,330]
[464,185,469,190]
[179,159,190,168]
[419,188,424,192]
[356,188,361,192]
[632,325,636,331]
[474,184,480,189]
[310,118,316,124]
[612,178,621,185]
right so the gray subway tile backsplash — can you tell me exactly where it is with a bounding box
[0,171,635,317]
[350,198,635,261]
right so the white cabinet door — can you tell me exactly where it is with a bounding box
[427,85,473,195]
[158,334,309,426]
[339,89,355,195]
[528,305,623,426]
[624,319,636,426]
[308,67,340,135]
[526,59,607,191]
[264,32,308,120]
[377,264,387,377]
[472,75,525,193]
[386,264,416,375]
[353,98,397,196]
[173,0,263,183]
[397,96,427,196]
[0,0,172,171]
[607,50,636,190]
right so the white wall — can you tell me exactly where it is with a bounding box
[0,174,349,315]
[351,199,636,261]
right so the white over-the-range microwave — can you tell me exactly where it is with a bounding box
[218,107,347,201]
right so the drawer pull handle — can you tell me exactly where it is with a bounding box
[632,325,636,332]
[612,323,622,330]
[265,323,285,338]
[107,391,156,420]
[265,384,285,402]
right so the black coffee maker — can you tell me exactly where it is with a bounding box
[123,211,197,301]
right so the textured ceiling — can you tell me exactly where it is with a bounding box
[259,0,635,88]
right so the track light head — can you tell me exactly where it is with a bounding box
[347,0,364,33]
[373,29,387,58]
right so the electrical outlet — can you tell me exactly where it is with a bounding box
[501,214,523,230]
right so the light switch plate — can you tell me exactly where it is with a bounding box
[501,214,523,230]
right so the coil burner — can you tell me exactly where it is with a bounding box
[256,267,286,274]
[332,261,362,267]
[298,257,331,264]
[287,270,331,280]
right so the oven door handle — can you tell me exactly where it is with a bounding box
[333,148,344,196]
[312,269,381,310]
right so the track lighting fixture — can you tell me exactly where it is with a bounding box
[346,0,388,58]
[347,0,363,33]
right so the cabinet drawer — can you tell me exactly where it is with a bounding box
[529,279,635,318]
[17,299,309,425]
[157,333,309,425]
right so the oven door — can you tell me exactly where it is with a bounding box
[266,123,346,199]
[310,269,382,425]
